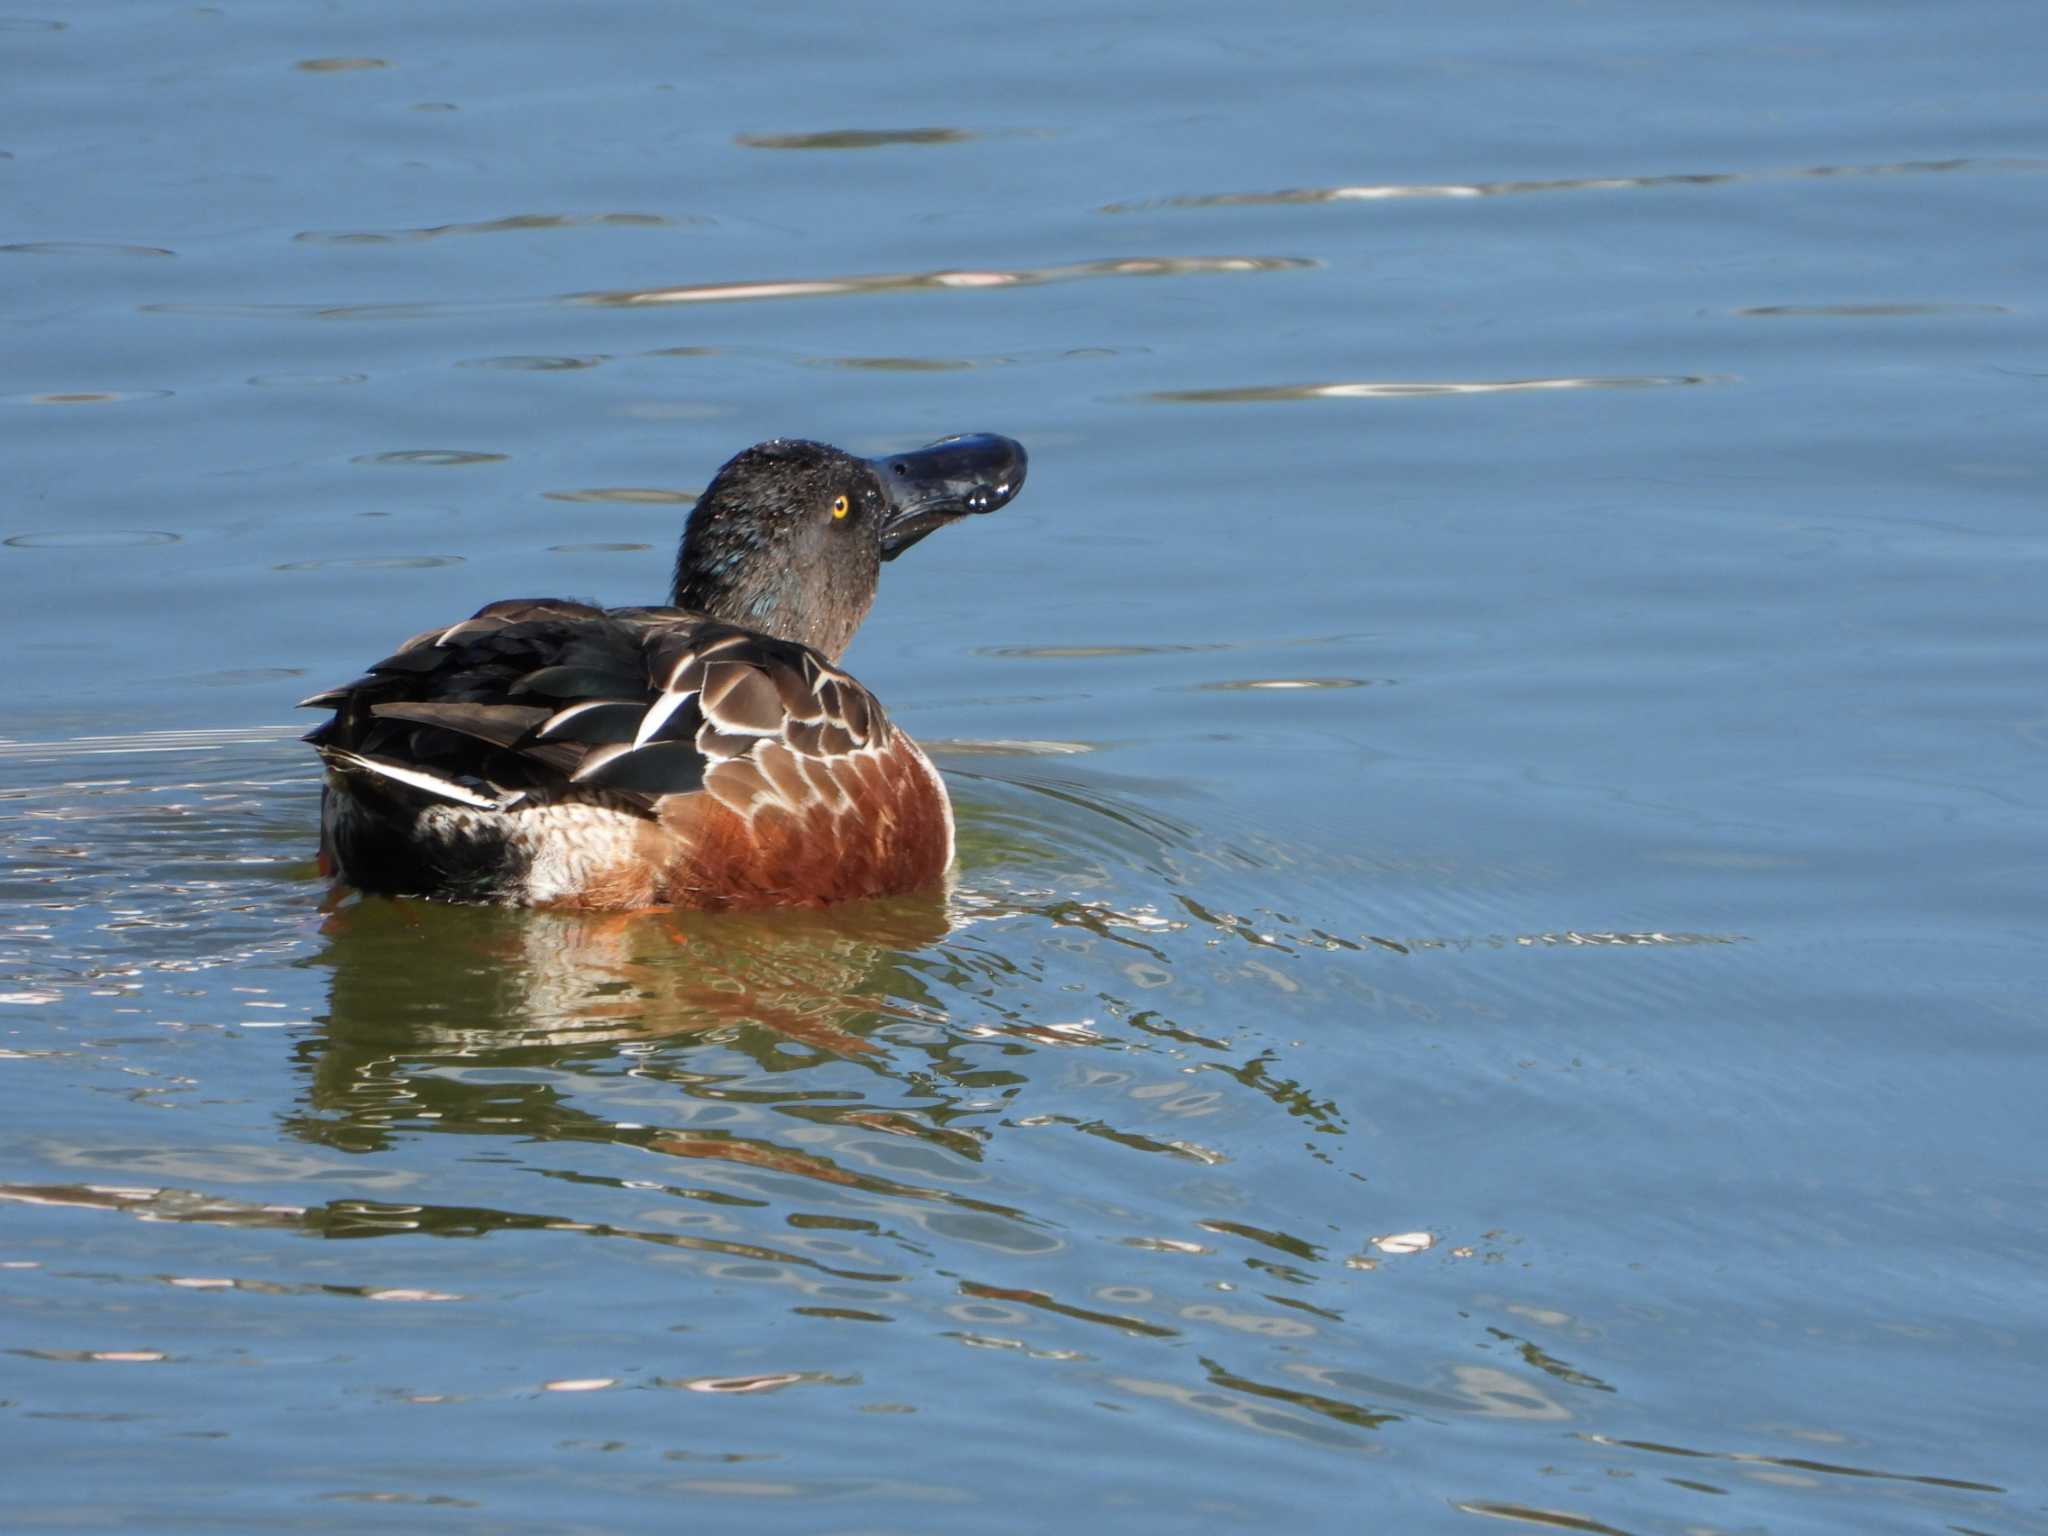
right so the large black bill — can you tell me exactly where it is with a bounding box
[872,433,1029,560]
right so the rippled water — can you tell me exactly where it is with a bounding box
[6,1,2046,1531]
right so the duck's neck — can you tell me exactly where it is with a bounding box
[671,531,871,662]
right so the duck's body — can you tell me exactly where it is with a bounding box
[304,601,954,909]
[302,434,1026,910]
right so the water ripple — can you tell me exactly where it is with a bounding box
[349,449,507,467]
[454,353,608,371]
[1191,677,1379,691]
[1,241,173,258]
[577,255,1315,308]
[1452,1501,1633,1535]
[1099,155,2048,213]
[3,389,174,406]
[274,554,462,572]
[140,256,1311,322]
[0,725,303,764]
[295,212,673,245]
[978,641,1232,660]
[6,529,181,550]
[247,371,367,388]
[541,487,696,505]
[1579,1434,2006,1493]
[806,355,976,373]
[1736,302,2009,318]
[1147,375,1718,404]
[736,128,974,150]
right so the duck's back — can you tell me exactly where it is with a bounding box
[302,598,953,909]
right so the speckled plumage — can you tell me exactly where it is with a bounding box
[301,435,1025,909]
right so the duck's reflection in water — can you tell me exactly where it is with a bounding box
[280,882,1078,1264]
[287,889,959,1154]
[282,762,1209,1165]
[280,759,1420,1204]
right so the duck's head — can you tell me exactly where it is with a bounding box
[671,433,1029,661]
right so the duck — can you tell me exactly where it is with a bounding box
[300,432,1028,910]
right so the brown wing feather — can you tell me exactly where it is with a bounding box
[304,602,692,807]
[657,727,949,908]
[369,701,551,748]
[646,647,944,906]
[303,599,944,907]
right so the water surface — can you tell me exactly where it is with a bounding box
[5,1,2046,1531]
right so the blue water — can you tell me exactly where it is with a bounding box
[5,2,2046,1531]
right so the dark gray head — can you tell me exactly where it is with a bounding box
[671,433,1028,661]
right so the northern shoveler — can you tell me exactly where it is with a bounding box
[301,433,1028,910]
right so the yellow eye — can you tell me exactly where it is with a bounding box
[831,495,849,520]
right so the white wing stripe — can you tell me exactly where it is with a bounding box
[634,689,698,748]
[537,699,631,739]
[333,750,505,810]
